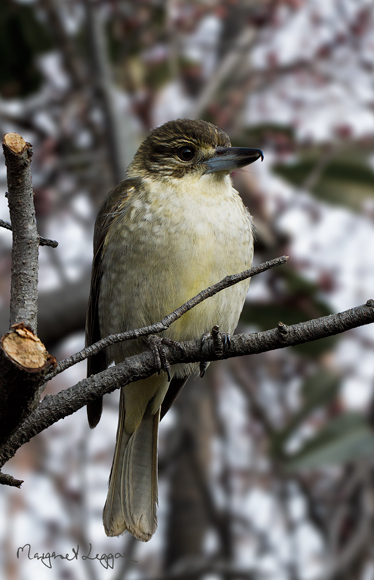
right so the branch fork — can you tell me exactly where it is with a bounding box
[0,134,56,446]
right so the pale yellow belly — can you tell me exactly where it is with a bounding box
[99,178,253,378]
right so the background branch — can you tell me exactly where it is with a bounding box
[84,0,135,180]
[189,26,256,119]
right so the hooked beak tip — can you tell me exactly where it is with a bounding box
[205,146,264,174]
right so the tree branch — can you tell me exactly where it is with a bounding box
[38,0,86,91]
[1,299,374,477]
[2,133,39,333]
[0,219,58,248]
[45,255,289,381]
[84,0,136,179]
[0,472,23,488]
[0,135,56,447]
[189,26,256,120]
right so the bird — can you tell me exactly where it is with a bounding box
[85,118,263,541]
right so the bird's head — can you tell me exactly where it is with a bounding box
[127,119,263,181]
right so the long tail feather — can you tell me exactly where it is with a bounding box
[103,398,159,541]
[122,406,159,541]
[103,393,129,537]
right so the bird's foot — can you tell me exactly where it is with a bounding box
[147,335,184,382]
[199,325,231,377]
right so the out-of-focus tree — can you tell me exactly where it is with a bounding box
[1,1,374,579]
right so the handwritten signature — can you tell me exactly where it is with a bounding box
[16,543,131,569]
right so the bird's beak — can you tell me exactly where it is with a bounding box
[204,147,264,174]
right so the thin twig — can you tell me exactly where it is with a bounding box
[0,219,58,248]
[0,472,23,488]
[45,255,289,381]
[302,145,341,192]
[189,26,256,119]
[38,238,59,249]
[317,468,374,580]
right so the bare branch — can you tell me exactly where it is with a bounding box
[84,0,135,179]
[45,255,289,381]
[0,134,56,446]
[37,237,59,249]
[317,467,374,580]
[189,26,256,119]
[0,219,58,248]
[0,219,12,232]
[38,0,86,91]
[0,472,23,488]
[0,323,56,445]
[2,299,374,471]
[2,133,40,333]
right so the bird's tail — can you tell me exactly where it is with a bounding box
[103,399,159,541]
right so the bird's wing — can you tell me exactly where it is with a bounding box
[86,178,140,428]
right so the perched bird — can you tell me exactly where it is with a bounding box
[86,119,263,541]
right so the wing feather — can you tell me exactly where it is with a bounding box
[86,178,140,428]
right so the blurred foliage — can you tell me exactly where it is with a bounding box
[274,147,374,211]
[107,3,165,59]
[270,369,341,459]
[285,412,374,470]
[105,2,169,91]
[242,264,336,356]
[233,123,295,149]
[0,2,52,98]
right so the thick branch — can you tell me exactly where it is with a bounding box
[2,133,39,333]
[0,134,56,448]
[0,324,56,445]
[1,299,374,473]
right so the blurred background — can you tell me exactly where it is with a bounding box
[1,0,374,578]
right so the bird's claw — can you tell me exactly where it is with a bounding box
[147,335,184,382]
[211,325,231,356]
[199,326,231,377]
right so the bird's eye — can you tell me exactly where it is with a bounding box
[177,146,195,161]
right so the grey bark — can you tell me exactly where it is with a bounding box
[2,298,374,477]
[2,134,39,333]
